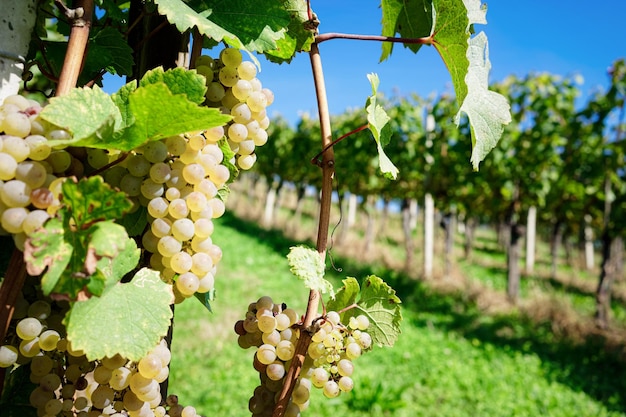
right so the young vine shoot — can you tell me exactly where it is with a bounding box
[0,0,508,416]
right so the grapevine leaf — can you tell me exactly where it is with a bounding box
[341,276,402,348]
[117,207,148,237]
[432,0,511,169]
[194,288,216,312]
[456,31,512,170]
[380,0,434,61]
[264,0,314,63]
[153,0,289,61]
[24,218,73,296]
[86,225,140,297]
[287,246,334,297]
[40,86,123,147]
[121,83,232,150]
[62,176,133,226]
[64,268,174,361]
[89,27,134,76]
[218,138,239,181]
[139,67,207,105]
[23,178,138,299]
[110,79,137,129]
[366,73,399,180]
[326,277,360,313]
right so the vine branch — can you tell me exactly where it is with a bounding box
[311,123,368,166]
[273,41,335,417]
[55,0,94,96]
[316,32,433,45]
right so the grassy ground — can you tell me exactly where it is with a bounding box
[167,212,626,417]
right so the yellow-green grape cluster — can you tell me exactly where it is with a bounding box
[196,48,274,171]
[234,296,301,417]
[82,134,225,303]
[0,95,81,250]
[304,312,371,400]
[1,294,200,416]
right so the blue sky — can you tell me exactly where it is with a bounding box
[104,1,626,124]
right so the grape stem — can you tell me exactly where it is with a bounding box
[272,41,334,417]
[316,32,433,46]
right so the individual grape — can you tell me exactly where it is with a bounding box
[323,380,340,398]
[86,148,110,169]
[15,160,47,188]
[45,150,72,173]
[292,381,310,405]
[158,236,182,257]
[138,354,162,379]
[197,272,215,293]
[206,82,226,102]
[149,162,171,184]
[109,366,132,390]
[16,317,42,340]
[266,361,285,381]
[21,209,50,235]
[38,329,61,351]
[237,139,255,155]
[346,342,362,359]
[256,345,277,365]
[1,207,28,234]
[2,111,31,137]
[0,345,19,368]
[220,47,243,67]
[0,153,18,180]
[182,163,206,184]
[120,174,142,197]
[24,135,51,161]
[219,66,239,87]
[140,178,164,199]
[176,272,200,296]
[311,367,329,388]
[170,251,193,274]
[275,313,291,331]
[247,91,268,113]
[142,140,168,163]
[151,217,172,238]
[227,123,248,143]
[39,372,62,391]
[190,252,213,276]
[168,198,189,219]
[208,196,227,217]
[148,197,169,218]
[1,179,32,207]
[275,340,295,361]
[358,332,372,349]
[237,154,257,170]
[237,61,257,80]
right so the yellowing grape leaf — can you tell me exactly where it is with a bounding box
[64,268,173,361]
[431,0,511,169]
[327,276,402,347]
[456,31,512,169]
[287,246,334,296]
[23,177,137,299]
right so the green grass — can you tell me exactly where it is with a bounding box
[167,213,626,417]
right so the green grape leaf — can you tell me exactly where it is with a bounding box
[326,277,360,313]
[62,176,133,226]
[117,207,148,237]
[366,73,399,180]
[139,66,207,105]
[264,0,315,63]
[121,83,232,150]
[153,0,290,62]
[89,27,134,76]
[40,86,123,147]
[379,0,434,62]
[110,79,137,129]
[456,31,512,170]
[431,0,511,169]
[86,225,140,297]
[287,246,334,297]
[194,288,216,312]
[23,177,137,299]
[336,276,402,347]
[218,138,239,182]
[64,268,173,361]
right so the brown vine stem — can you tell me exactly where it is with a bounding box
[316,32,433,46]
[55,0,94,96]
[273,42,335,417]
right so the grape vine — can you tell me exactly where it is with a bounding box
[0,1,509,417]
